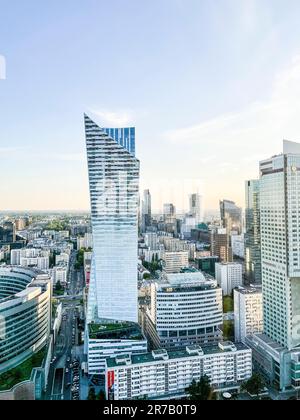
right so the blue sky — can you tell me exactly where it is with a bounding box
[1,0,300,211]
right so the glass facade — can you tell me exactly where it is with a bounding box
[260,144,300,350]
[84,114,140,323]
[245,180,261,283]
[0,267,51,374]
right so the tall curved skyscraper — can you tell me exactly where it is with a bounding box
[84,114,139,323]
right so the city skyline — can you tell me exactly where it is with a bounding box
[2,1,300,210]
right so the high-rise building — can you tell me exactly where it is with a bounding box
[245,180,261,283]
[231,234,245,259]
[84,115,147,375]
[246,141,300,391]
[84,114,140,323]
[215,262,243,296]
[211,228,233,263]
[163,203,176,219]
[144,271,223,350]
[260,140,300,350]
[189,193,203,226]
[220,200,242,235]
[141,189,152,233]
[234,286,263,343]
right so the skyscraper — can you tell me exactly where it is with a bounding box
[245,180,261,283]
[211,228,233,263]
[219,199,242,235]
[163,203,176,218]
[84,114,140,323]
[260,140,300,350]
[141,189,152,233]
[189,193,203,226]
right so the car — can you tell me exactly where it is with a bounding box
[67,357,71,362]
[65,368,69,374]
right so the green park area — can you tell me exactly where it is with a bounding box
[0,349,45,392]
[223,296,234,313]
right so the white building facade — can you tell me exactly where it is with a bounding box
[144,272,223,349]
[105,342,252,400]
[234,286,263,343]
[215,262,243,296]
[85,114,139,323]
[162,251,189,274]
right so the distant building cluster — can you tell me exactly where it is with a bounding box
[3,115,300,401]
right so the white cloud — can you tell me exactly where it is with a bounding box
[164,55,300,160]
[0,147,23,155]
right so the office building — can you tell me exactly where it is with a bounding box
[234,286,263,343]
[211,228,233,263]
[231,234,245,259]
[84,114,147,374]
[197,256,220,276]
[260,141,300,349]
[189,193,204,226]
[145,233,159,251]
[246,140,300,391]
[220,200,242,235]
[215,262,243,296]
[163,203,176,219]
[144,271,223,349]
[162,251,189,273]
[141,189,152,233]
[85,114,139,324]
[0,267,51,374]
[105,342,252,400]
[181,215,197,239]
[245,180,261,283]
[87,323,148,375]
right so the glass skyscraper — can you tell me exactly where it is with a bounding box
[219,199,242,235]
[84,114,140,324]
[245,180,261,283]
[260,140,300,350]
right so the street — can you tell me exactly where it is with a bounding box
[45,251,85,401]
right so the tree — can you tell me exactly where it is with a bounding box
[87,387,96,401]
[55,281,63,292]
[186,376,215,401]
[242,374,264,398]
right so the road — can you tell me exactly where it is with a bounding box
[45,251,85,400]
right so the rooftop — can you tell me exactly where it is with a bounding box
[88,322,145,341]
[235,286,262,295]
[106,342,249,368]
